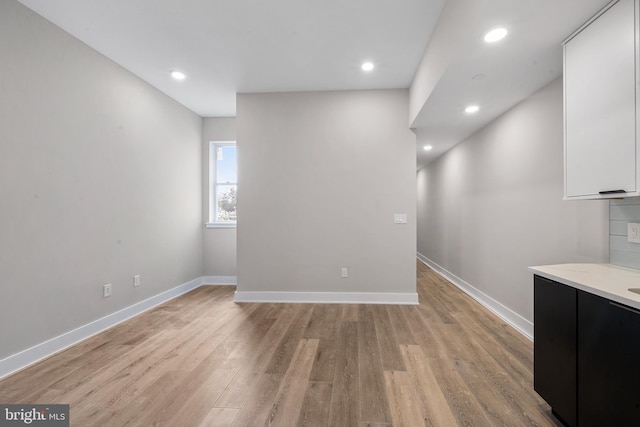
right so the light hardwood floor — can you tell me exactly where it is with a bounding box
[0,261,561,426]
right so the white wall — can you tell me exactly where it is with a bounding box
[237,90,417,301]
[417,78,609,323]
[202,117,237,277]
[0,1,203,360]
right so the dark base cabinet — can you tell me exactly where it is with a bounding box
[534,275,640,427]
[534,275,577,427]
[578,291,640,426]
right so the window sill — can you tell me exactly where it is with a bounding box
[206,223,237,229]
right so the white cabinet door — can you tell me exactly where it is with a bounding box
[564,0,637,199]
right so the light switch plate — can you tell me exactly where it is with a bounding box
[628,223,640,243]
[394,214,408,224]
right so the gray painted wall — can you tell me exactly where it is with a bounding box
[610,199,640,269]
[237,90,416,295]
[202,117,237,276]
[0,1,203,360]
[416,78,609,321]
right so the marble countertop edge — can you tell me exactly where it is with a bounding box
[529,263,640,311]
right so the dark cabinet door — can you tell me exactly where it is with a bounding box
[534,275,577,427]
[578,291,640,426]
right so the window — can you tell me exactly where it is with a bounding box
[208,141,237,226]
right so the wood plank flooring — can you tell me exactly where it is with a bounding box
[0,261,562,426]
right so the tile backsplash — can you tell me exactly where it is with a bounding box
[610,199,640,269]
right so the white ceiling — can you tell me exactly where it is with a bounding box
[17,0,611,169]
[17,0,444,117]
[414,0,610,168]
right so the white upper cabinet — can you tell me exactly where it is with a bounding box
[564,0,639,199]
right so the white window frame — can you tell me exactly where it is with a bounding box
[207,141,237,228]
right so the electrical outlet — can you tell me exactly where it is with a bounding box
[341,267,349,278]
[103,283,112,298]
[133,275,141,287]
[628,223,640,243]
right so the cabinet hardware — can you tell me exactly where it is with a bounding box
[609,301,640,315]
[599,190,627,194]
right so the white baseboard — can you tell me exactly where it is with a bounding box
[417,252,533,341]
[234,291,418,305]
[201,276,237,285]
[0,277,202,380]
[1,274,417,380]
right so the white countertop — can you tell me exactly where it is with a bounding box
[529,263,640,310]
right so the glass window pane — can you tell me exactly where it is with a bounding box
[216,145,237,183]
[216,185,237,222]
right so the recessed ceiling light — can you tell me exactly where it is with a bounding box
[465,105,480,114]
[484,28,508,43]
[171,70,186,80]
[423,145,433,151]
[361,62,374,72]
